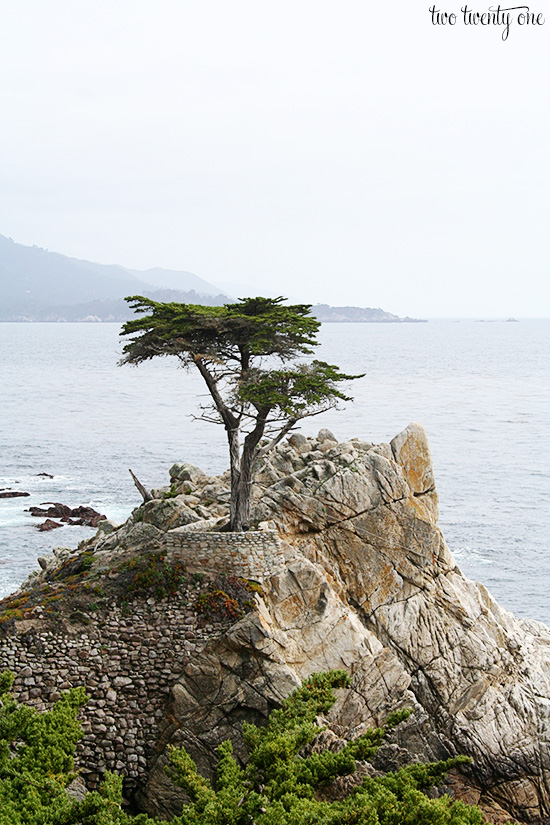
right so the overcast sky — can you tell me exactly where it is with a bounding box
[0,1,548,316]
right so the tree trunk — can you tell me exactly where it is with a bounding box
[230,453,254,532]
[227,426,242,530]
[229,412,267,531]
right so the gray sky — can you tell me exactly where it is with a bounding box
[0,0,548,316]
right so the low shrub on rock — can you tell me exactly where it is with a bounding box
[0,669,484,824]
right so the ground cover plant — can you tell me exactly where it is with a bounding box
[0,669,487,824]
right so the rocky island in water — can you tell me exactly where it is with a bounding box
[1,424,549,823]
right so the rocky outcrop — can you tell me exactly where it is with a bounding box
[28,503,106,527]
[311,304,427,323]
[2,423,550,824]
[141,424,550,823]
[38,518,63,532]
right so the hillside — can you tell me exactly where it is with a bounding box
[0,235,229,321]
[312,303,426,322]
[0,234,424,322]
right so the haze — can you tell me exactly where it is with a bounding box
[0,1,548,317]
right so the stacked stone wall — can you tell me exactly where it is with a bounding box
[163,528,287,581]
[0,530,287,796]
[0,588,224,793]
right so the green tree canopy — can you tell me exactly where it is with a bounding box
[120,296,362,531]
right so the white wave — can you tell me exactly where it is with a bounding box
[452,545,494,565]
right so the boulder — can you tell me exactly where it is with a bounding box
[29,503,106,527]
[38,519,63,531]
[139,498,200,531]
[65,777,87,802]
[287,433,311,452]
[169,463,206,485]
[30,504,72,519]
[95,519,118,535]
[317,427,338,443]
[92,521,164,560]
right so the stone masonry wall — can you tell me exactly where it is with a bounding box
[163,529,287,581]
[0,586,226,794]
[0,530,287,796]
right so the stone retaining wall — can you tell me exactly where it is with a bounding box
[0,531,287,797]
[163,529,287,581]
[0,586,224,794]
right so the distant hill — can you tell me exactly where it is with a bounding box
[0,234,424,323]
[312,304,426,323]
[0,235,230,321]
[17,290,230,323]
[128,267,226,295]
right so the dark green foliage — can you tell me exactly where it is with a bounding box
[119,296,358,419]
[163,671,484,825]
[0,552,98,630]
[0,594,31,626]
[0,669,485,825]
[195,588,242,622]
[239,361,356,417]
[120,295,321,365]
[0,671,128,825]
[120,296,363,530]
[49,552,94,581]
[114,552,187,600]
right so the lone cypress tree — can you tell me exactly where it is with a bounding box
[120,296,362,531]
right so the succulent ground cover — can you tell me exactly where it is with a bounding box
[0,547,261,633]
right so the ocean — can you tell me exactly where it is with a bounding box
[1,319,548,624]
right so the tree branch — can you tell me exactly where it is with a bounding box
[129,469,153,503]
[193,356,238,432]
[257,418,298,458]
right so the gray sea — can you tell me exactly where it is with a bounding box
[1,320,548,624]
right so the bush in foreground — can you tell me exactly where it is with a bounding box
[0,669,484,824]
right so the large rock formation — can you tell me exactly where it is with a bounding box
[2,424,550,824]
[140,424,550,823]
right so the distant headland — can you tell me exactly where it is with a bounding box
[312,304,426,323]
[0,234,424,323]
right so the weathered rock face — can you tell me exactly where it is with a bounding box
[3,423,550,824]
[141,424,550,824]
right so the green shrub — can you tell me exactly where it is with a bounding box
[0,671,128,824]
[0,669,485,824]
[164,670,483,825]
[115,552,187,600]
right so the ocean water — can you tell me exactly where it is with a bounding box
[1,320,548,624]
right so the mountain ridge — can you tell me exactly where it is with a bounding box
[0,234,230,320]
[0,234,424,323]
